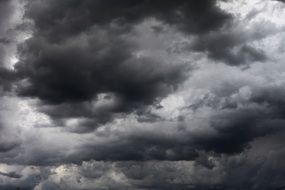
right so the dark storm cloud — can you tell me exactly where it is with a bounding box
[16,30,188,128]
[0,68,18,90]
[186,16,273,65]
[1,0,285,189]
[3,105,279,165]
[181,80,285,156]
[16,0,232,129]
[172,3,280,66]
[70,108,280,163]
[192,37,267,65]
[0,38,11,45]
[191,107,282,154]
[25,0,231,41]
[75,134,199,161]
[18,34,186,105]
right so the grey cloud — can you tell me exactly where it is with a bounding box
[16,28,188,129]
[8,152,285,190]
[14,0,232,131]
[0,171,22,179]
[25,0,231,41]
[0,0,28,90]
[0,122,20,153]
[188,20,275,65]
[0,0,284,189]
[0,0,15,64]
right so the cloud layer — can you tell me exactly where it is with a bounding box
[0,0,285,189]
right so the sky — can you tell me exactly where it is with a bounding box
[0,0,285,189]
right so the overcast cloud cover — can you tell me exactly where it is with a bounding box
[1,0,285,189]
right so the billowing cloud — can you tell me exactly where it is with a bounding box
[14,0,233,132]
[0,0,285,189]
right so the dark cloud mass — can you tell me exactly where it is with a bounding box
[25,0,230,40]
[15,0,231,127]
[1,0,285,189]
